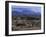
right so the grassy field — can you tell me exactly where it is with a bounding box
[12,16,41,31]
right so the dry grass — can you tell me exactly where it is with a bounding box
[12,16,41,31]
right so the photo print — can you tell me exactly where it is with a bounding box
[12,5,41,31]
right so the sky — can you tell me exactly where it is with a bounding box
[12,6,41,16]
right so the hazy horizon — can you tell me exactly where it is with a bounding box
[12,6,41,16]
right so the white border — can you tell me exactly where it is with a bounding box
[9,3,44,35]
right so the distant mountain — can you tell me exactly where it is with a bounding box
[12,8,41,17]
